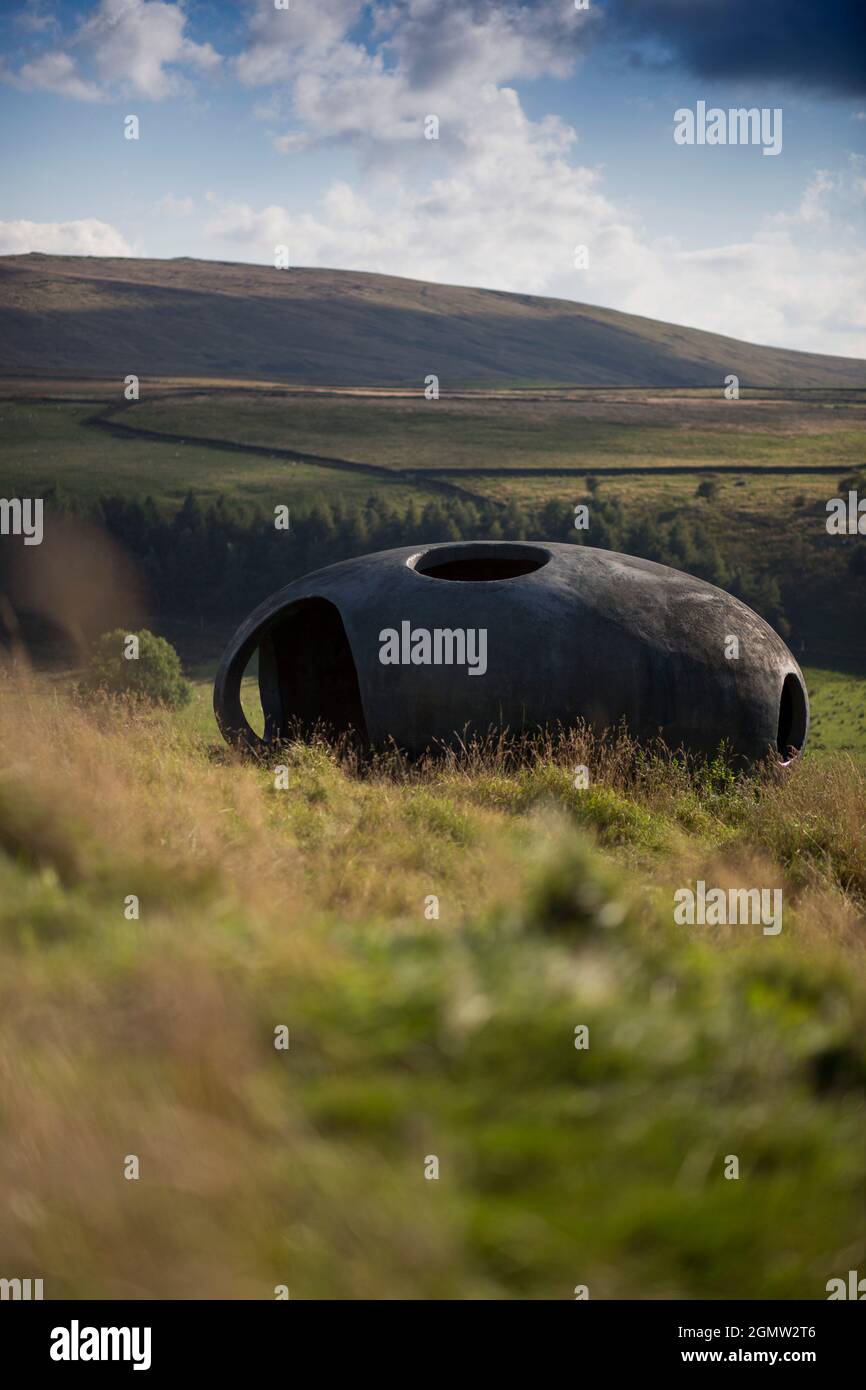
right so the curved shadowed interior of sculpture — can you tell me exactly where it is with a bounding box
[256,597,368,742]
[777,671,808,762]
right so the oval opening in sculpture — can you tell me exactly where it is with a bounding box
[411,543,550,582]
[776,672,808,762]
[258,596,368,742]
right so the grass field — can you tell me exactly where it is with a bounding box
[806,668,866,756]
[115,388,866,473]
[0,401,445,509]
[1,672,865,1299]
[2,392,862,540]
[2,393,863,501]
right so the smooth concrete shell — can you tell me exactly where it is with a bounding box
[214,541,809,764]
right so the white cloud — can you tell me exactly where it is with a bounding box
[79,0,220,99]
[156,193,194,217]
[0,218,133,256]
[16,0,57,34]
[237,0,592,95]
[205,87,657,306]
[3,0,221,102]
[273,131,311,154]
[13,51,102,101]
[239,0,594,155]
[236,0,367,88]
[380,0,588,90]
[795,169,837,226]
[623,234,866,360]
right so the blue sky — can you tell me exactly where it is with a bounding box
[1,0,864,355]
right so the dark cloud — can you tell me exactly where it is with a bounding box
[604,0,866,96]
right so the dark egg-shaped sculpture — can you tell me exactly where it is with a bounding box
[214,541,808,764]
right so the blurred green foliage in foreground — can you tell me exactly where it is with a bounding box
[0,677,864,1299]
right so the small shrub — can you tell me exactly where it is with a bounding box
[79,629,192,708]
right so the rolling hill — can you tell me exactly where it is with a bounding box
[1,253,865,388]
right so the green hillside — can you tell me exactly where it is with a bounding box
[2,253,866,387]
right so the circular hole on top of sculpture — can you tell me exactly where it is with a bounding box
[410,543,550,582]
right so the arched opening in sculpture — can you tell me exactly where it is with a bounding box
[776,672,807,761]
[257,596,367,741]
